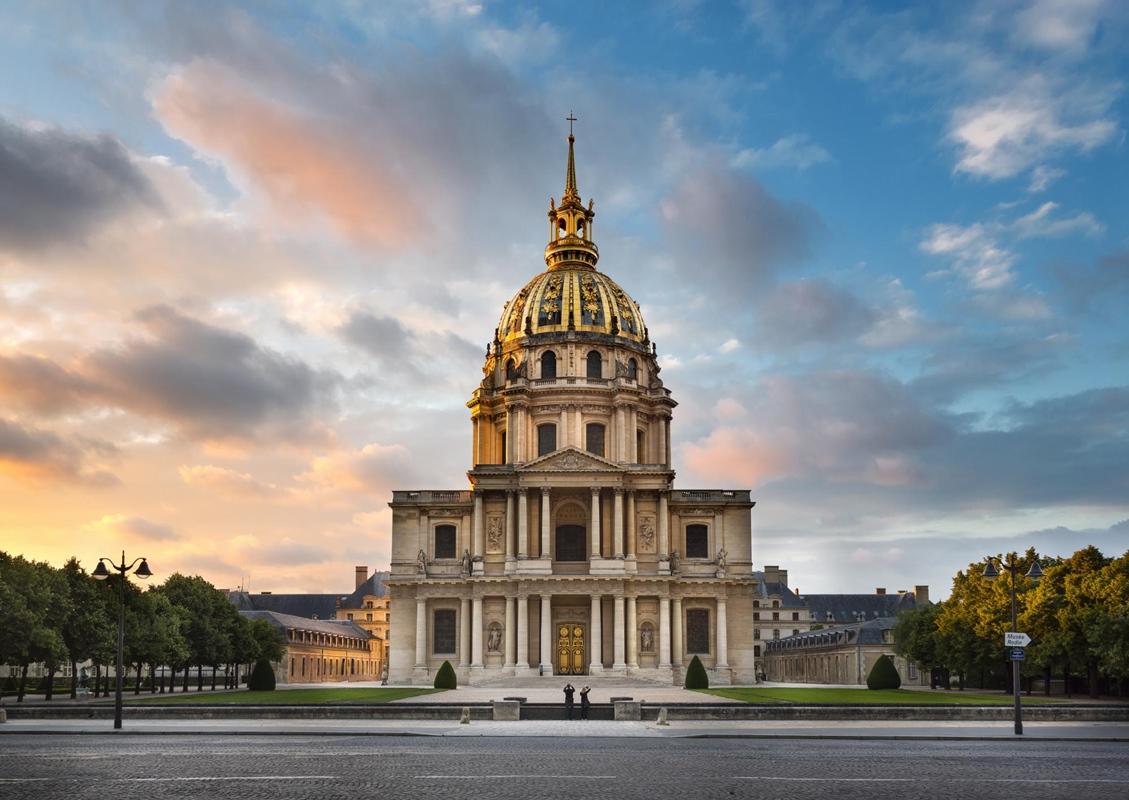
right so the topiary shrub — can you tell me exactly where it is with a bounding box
[684,654,709,689]
[866,654,902,690]
[247,659,276,691]
[434,660,457,690]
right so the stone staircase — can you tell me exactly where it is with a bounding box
[473,673,674,689]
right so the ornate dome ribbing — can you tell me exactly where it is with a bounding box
[497,267,647,344]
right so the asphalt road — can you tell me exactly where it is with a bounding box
[2,735,1126,800]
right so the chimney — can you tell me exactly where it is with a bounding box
[875,587,886,595]
[355,566,368,589]
[914,585,930,605]
[778,569,788,587]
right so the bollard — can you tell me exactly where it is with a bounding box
[656,707,669,726]
[459,707,471,725]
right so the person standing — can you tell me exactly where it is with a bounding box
[579,686,591,720]
[563,683,575,720]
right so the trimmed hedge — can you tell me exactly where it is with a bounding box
[866,654,902,690]
[684,654,709,689]
[247,659,276,691]
[434,660,457,689]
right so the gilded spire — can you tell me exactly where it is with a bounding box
[564,112,579,201]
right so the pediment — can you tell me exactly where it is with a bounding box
[519,446,622,473]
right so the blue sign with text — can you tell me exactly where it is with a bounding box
[1010,648,1026,661]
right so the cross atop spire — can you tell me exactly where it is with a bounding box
[564,113,579,200]
[567,111,577,137]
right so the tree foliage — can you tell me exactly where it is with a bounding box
[684,654,709,689]
[433,660,457,689]
[866,654,901,689]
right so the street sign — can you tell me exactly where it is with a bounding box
[1004,632,1031,647]
[1010,648,1026,661]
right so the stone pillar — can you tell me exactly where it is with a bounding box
[505,491,515,560]
[590,595,603,671]
[657,415,666,465]
[626,596,638,668]
[506,408,514,463]
[626,491,636,558]
[418,510,428,560]
[665,419,671,468]
[414,597,427,668]
[613,595,626,669]
[459,597,470,668]
[540,487,551,558]
[658,597,671,668]
[590,487,601,558]
[539,594,552,671]
[658,492,669,558]
[616,405,626,461]
[672,598,683,667]
[473,492,484,557]
[559,407,568,448]
[717,598,729,668]
[629,407,638,462]
[517,489,528,559]
[613,488,624,558]
[471,597,483,669]
[504,596,516,668]
[516,595,529,669]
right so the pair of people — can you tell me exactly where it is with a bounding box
[563,683,591,719]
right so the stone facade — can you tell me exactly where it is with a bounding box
[240,610,383,685]
[386,131,758,686]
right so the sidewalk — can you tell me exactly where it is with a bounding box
[2,718,1126,740]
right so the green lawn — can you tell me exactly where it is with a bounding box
[126,687,444,705]
[699,687,1065,705]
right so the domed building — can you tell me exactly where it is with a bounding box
[386,129,757,686]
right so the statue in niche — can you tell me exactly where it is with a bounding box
[487,622,503,653]
[638,517,656,552]
[716,548,727,569]
[416,549,427,575]
[640,623,655,653]
[487,515,504,553]
[460,549,471,576]
[670,549,681,574]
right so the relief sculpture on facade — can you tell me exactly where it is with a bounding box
[486,514,504,553]
[638,515,656,553]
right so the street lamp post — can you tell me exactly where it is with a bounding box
[982,555,1043,735]
[92,552,152,730]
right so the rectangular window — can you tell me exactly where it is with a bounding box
[366,613,373,621]
[537,423,557,456]
[434,524,457,559]
[754,645,761,658]
[753,612,760,621]
[500,432,507,464]
[792,612,799,621]
[772,629,780,639]
[346,613,353,620]
[753,628,760,639]
[585,423,605,457]
[686,608,710,654]
[685,524,709,558]
[433,609,456,655]
[772,612,779,621]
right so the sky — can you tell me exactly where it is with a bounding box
[1,0,1127,599]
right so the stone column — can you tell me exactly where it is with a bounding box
[714,510,725,556]
[473,492,484,557]
[505,491,515,561]
[539,594,552,670]
[459,598,470,668]
[613,595,626,669]
[616,405,626,461]
[630,407,638,462]
[414,597,427,668]
[471,597,483,669]
[506,408,514,463]
[613,488,624,558]
[671,598,683,667]
[658,597,671,668]
[517,489,528,559]
[559,407,568,448]
[590,487,601,558]
[626,596,638,668]
[504,596,516,668]
[516,595,529,669]
[540,487,551,558]
[665,419,671,468]
[418,510,428,560]
[589,595,603,671]
[658,492,669,558]
[626,491,636,558]
[716,598,729,668]
[657,415,666,465]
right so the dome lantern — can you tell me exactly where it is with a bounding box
[545,115,599,271]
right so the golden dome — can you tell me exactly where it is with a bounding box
[497,266,647,344]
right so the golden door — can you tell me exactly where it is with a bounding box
[556,624,586,675]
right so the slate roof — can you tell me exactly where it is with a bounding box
[226,591,342,620]
[765,616,896,653]
[799,590,921,625]
[751,572,807,608]
[340,570,390,608]
[239,610,372,640]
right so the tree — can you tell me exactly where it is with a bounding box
[59,558,114,699]
[433,660,457,689]
[160,574,227,691]
[893,604,941,672]
[247,658,276,691]
[867,654,901,690]
[684,655,709,689]
[0,555,70,701]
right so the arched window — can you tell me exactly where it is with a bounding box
[434,524,456,559]
[585,422,605,457]
[686,524,709,559]
[586,350,602,379]
[686,608,710,654]
[540,350,557,379]
[537,423,557,457]
[627,358,638,380]
[506,358,517,380]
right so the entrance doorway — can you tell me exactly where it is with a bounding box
[556,624,586,675]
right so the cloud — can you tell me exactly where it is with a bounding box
[733,133,832,171]
[0,419,118,486]
[178,464,280,498]
[87,513,181,542]
[1011,0,1109,55]
[1052,248,1129,311]
[752,279,875,348]
[921,222,1016,290]
[298,442,421,496]
[0,117,160,252]
[1027,165,1064,193]
[1012,201,1103,239]
[0,355,99,416]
